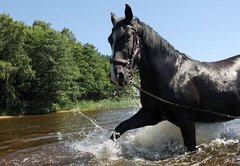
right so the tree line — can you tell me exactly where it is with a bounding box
[0,14,117,115]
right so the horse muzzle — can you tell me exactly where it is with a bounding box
[110,65,129,86]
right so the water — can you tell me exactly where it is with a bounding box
[1,107,240,165]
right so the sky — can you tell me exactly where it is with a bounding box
[1,0,240,62]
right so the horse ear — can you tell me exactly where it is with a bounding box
[111,13,117,26]
[125,4,133,23]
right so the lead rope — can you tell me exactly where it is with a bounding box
[131,83,239,120]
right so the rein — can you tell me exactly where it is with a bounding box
[131,83,240,120]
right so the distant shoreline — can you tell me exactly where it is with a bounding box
[0,98,139,119]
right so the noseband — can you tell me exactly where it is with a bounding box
[110,26,142,70]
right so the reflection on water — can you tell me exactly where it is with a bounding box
[0,107,240,165]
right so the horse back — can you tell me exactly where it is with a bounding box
[170,54,240,122]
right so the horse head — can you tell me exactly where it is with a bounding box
[108,4,142,86]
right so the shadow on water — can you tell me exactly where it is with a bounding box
[1,107,240,165]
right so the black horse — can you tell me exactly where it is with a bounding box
[109,4,240,151]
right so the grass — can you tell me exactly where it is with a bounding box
[0,98,140,117]
[72,98,140,111]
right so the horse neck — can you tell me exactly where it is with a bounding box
[138,22,189,88]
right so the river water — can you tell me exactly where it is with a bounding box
[1,107,240,165]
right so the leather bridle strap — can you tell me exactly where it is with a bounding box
[131,34,141,68]
[110,34,141,67]
[110,58,129,65]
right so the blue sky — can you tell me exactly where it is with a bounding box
[1,0,240,62]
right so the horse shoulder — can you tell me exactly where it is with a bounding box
[169,60,201,105]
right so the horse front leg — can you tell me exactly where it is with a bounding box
[110,107,162,140]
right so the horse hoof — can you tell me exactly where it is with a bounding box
[110,132,121,141]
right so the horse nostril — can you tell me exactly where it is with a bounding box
[117,72,125,82]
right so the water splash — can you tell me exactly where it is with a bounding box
[65,109,240,165]
[120,122,185,160]
[3,108,240,165]
[67,129,122,165]
[66,112,240,163]
[76,108,103,131]
[66,109,123,164]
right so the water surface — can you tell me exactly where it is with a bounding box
[1,107,240,165]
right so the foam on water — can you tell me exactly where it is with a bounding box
[196,118,240,144]
[2,109,240,165]
[66,109,240,165]
[67,112,240,164]
[67,129,123,165]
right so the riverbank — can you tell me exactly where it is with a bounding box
[0,98,140,118]
[73,98,139,112]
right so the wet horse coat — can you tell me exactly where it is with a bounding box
[109,4,240,151]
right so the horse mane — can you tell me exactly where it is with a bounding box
[140,21,191,60]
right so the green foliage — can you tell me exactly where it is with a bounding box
[75,98,139,111]
[0,13,119,115]
[0,14,34,115]
[77,44,114,100]
[24,25,81,114]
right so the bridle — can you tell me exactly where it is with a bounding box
[110,25,142,73]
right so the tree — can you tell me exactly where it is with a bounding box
[78,44,114,100]
[0,13,117,115]
[0,14,34,115]
[25,23,80,113]
[61,28,77,42]
[33,20,51,30]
